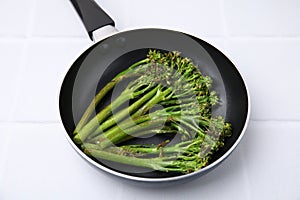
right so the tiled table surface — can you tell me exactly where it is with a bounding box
[0,0,300,199]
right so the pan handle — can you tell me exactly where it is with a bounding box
[70,0,115,41]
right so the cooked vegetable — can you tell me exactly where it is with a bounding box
[73,50,232,174]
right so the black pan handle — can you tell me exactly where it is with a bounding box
[70,0,115,40]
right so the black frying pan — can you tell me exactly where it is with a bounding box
[59,0,250,183]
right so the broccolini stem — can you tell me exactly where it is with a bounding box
[73,59,149,135]
[87,86,172,140]
[86,85,161,139]
[84,148,173,172]
[89,117,170,148]
[73,87,133,144]
[85,147,208,173]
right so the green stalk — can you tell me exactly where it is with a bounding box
[84,148,177,172]
[74,73,160,144]
[73,75,126,135]
[73,88,133,144]
[131,87,173,118]
[119,138,205,156]
[122,145,185,155]
[87,86,172,141]
[84,148,208,173]
[89,100,205,146]
[87,87,176,145]
[101,126,177,145]
[120,128,177,142]
[90,114,152,143]
[73,59,148,134]
[88,85,161,139]
[90,117,169,148]
[84,148,168,171]
[159,98,194,106]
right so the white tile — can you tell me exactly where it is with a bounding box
[32,0,87,37]
[224,0,300,36]
[0,41,25,121]
[0,0,35,36]
[13,39,91,122]
[0,123,123,199]
[120,0,224,36]
[226,39,300,120]
[240,121,300,199]
[0,124,12,177]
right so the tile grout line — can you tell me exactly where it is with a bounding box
[219,0,230,40]
[6,42,27,122]
[218,0,232,59]
[250,119,300,122]
[0,121,60,125]
[7,0,37,122]
[25,0,38,38]
[239,150,252,200]
[0,36,89,43]
[0,130,12,183]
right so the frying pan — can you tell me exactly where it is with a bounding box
[59,0,250,183]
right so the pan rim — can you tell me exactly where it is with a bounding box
[59,27,251,182]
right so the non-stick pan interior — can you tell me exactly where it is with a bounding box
[59,29,248,179]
